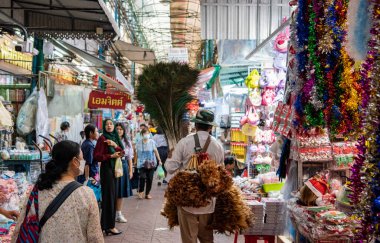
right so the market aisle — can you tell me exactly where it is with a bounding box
[104,180,243,243]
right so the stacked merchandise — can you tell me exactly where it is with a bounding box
[243,198,286,236]
[230,128,248,163]
[0,171,32,243]
[233,177,261,195]
[331,142,357,170]
[244,201,264,235]
[262,198,286,235]
[288,200,356,241]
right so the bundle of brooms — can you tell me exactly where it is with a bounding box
[162,160,253,234]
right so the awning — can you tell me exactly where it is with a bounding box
[7,0,120,40]
[113,40,156,65]
[197,65,221,90]
[53,40,133,94]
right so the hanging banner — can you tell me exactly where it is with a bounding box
[88,90,131,110]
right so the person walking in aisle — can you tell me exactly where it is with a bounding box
[115,123,133,223]
[12,141,103,243]
[134,123,152,144]
[94,119,124,236]
[55,121,70,142]
[152,127,169,185]
[135,128,162,199]
[77,124,99,184]
[165,109,224,243]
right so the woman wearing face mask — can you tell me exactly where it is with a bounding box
[115,123,133,223]
[135,128,161,199]
[93,119,124,236]
[12,141,103,243]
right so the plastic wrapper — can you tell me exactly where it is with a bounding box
[0,101,13,129]
[16,89,38,135]
[281,160,297,200]
[36,89,49,145]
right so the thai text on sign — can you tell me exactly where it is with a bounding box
[88,90,131,110]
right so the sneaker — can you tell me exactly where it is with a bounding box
[162,180,168,184]
[116,214,128,223]
[138,192,144,199]
[157,182,162,186]
[145,195,152,199]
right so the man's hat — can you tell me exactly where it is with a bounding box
[191,109,218,126]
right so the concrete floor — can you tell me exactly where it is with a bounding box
[104,180,244,243]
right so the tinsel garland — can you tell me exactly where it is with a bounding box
[323,0,342,133]
[349,1,380,240]
[294,0,354,132]
[361,1,380,238]
[338,50,361,134]
[301,1,325,127]
[294,0,309,124]
[333,0,362,135]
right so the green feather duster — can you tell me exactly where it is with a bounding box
[136,62,199,148]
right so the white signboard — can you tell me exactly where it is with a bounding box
[168,48,189,63]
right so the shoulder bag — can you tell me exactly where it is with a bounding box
[16,181,82,243]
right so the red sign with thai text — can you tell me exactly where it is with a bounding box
[88,90,131,110]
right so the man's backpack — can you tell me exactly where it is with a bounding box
[16,181,82,243]
[186,134,212,170]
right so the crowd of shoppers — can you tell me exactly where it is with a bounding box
[11,110,227,243]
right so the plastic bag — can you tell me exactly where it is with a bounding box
[0,101,13,129]
[86,179,101,202]
[17,89,38,135]
[36,89,49,144]
[114,158,123,178]
[157,165,165,180]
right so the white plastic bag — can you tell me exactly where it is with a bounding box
[0,101,13,129]
[36,89,49,144]
[17,89,38,135]
[114,158,123,178]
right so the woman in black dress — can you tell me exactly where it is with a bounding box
[93,119,124,235]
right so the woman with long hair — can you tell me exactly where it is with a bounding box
[115,122,133,223]
[135,128,161,199]
[12,141,103,242]
[93,119,124,235]
[152,127,168,185]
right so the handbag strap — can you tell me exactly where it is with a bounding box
[23,185,39,221]
[39,181,82,231]
[194,134,211,153]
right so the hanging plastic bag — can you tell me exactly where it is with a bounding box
[157,165,165,180]
[36,89,49,144]
[0,101,13,129]
[17,89,38,135]
[114,158,123,178]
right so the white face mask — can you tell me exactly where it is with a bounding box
[143,134,150,140]
[76,158,86,175]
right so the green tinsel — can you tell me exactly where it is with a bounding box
[304,3,326,127]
